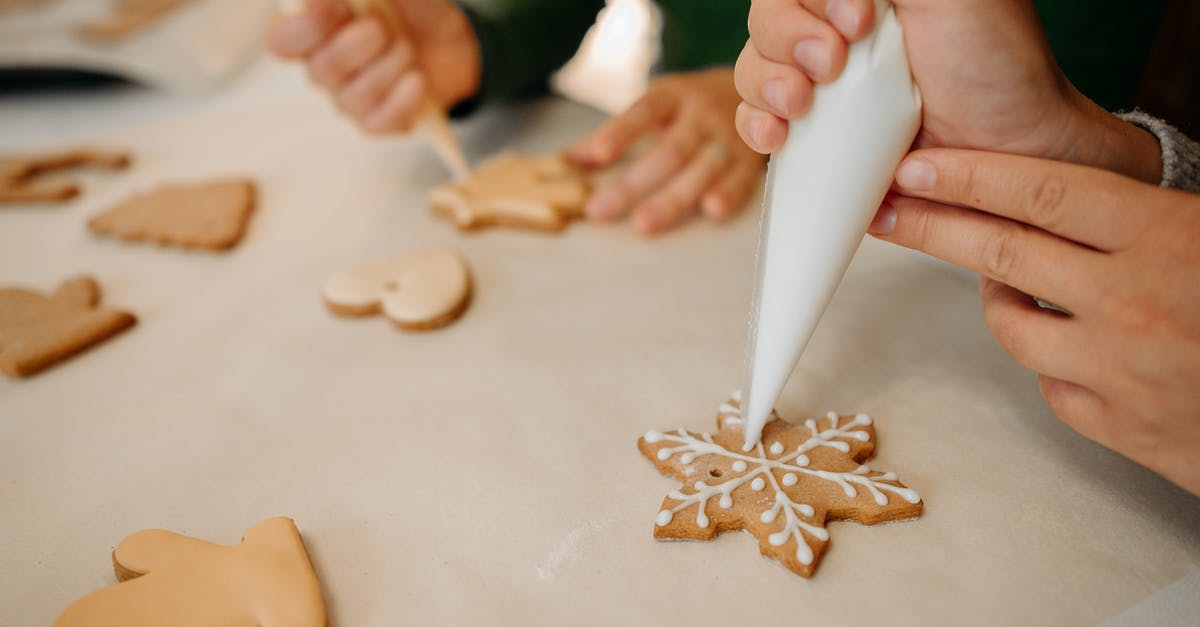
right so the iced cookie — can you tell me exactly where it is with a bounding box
[89,179,256,250]
[0,148,130,204]
[428,152,589,232]
[0,276,136,378]
[638,392,923,577]
[80,0,188,42]
[53,517,326,627]
[322,249,472,331]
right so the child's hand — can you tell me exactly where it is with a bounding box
[268,0,481,133]
[566,69,767,236]
[873,148,1200,496]
[732,0,1161,184]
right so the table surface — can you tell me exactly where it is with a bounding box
[2,55,1199,627]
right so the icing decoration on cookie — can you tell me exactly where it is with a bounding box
[79,0,189,42]
[638,394,922,577]
[52,517,326,627]
[0,148,130,204]
[322,249,472,331]
[428,152,589,233]
[88,179,257,250]
[0,276,136,378]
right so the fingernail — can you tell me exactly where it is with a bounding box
[793,40,831,79]
[585,188,623,221]
[896,158,936,190]
[747,116,767,151]
[762,79,789,117]
[869,201,897,235]
[826,0,862,38]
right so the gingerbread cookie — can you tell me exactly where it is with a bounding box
[80,0,189,42]
[53,517,326,627]
[0,148,130,204]
[0,276,136,378]
[322,249,472,331]
[89,179,256,251]
[638,392,923,577]
[428,152,589,232]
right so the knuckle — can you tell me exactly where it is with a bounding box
[980,226,1023,281]
[1025,174,1068,230]
[908,207,936,249]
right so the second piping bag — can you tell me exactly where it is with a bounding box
[740,0,922,451]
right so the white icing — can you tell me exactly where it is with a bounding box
[322,249,469,325]
[645,395,921,564]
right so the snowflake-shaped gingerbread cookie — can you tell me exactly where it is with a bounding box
[638,392,923,577]
[428,152,588,233]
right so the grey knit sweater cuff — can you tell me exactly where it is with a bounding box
[1116,110,1200,194]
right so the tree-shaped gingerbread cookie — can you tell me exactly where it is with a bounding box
[638,393,923,577]
[53,517,327,627]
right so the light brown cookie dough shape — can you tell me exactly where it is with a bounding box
[53,517,326,627]
[0,148,130,204]
[89,179,256,250]
[428,152,589,232]
[323,249,472,331]
[0,276,136,378]
[638,392,923,578]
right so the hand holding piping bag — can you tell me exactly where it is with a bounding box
[271,0,473,176]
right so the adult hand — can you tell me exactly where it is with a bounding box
[872,147,1200,496]
[566,69,767,236]
[268,0,481,133]
[731,0,1162,184]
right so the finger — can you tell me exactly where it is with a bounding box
[893,148,1155,252]
[335,41,414,118]
[584,120,705,222]
[268,0,354,59]
[700,155,765,220]
[872,194,1102,312]
[734,41,814,119]
[1037,375,1108,444]
[565,91,677,168]
[735,102,788,154]
[747,0,847,82]
[362,71,425,134]
[798,0,876,40]
[979,276,1099,385]
[632,143,731,235]
[307,16,390,89]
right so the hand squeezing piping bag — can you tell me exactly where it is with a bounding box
[740,1,921,451]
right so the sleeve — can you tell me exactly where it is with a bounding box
[451,0,607,117]
[1117,110,1200,195]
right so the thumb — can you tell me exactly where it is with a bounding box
[112,529,220,581]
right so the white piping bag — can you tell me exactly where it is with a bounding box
[740,1,921,450]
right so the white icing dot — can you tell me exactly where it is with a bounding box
[694,481,707,490]
[856,413,873,425]
[656,449,671,461]
[680,453,696,464]
[796,546,814,565]
[761,508,778,523]
[769,442,784,455]
[719,494,733,509]
[852,431,870,441]
[795,455,810,467]
[873,492,888,506]
[782,473,798,487]
[696,510,710,529]
[901,490,922,504]
[798,504,815,517]
[832,442,851,452]
[644,431,663,443]
[826,411,838,421]
[768,530,788,546]
[813,528,829,541]
[842,484,857,497]
[732,461,747,472]
[655,510,673,526]
[751,477,766,491]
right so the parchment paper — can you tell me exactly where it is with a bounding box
[1,56,1198,626]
